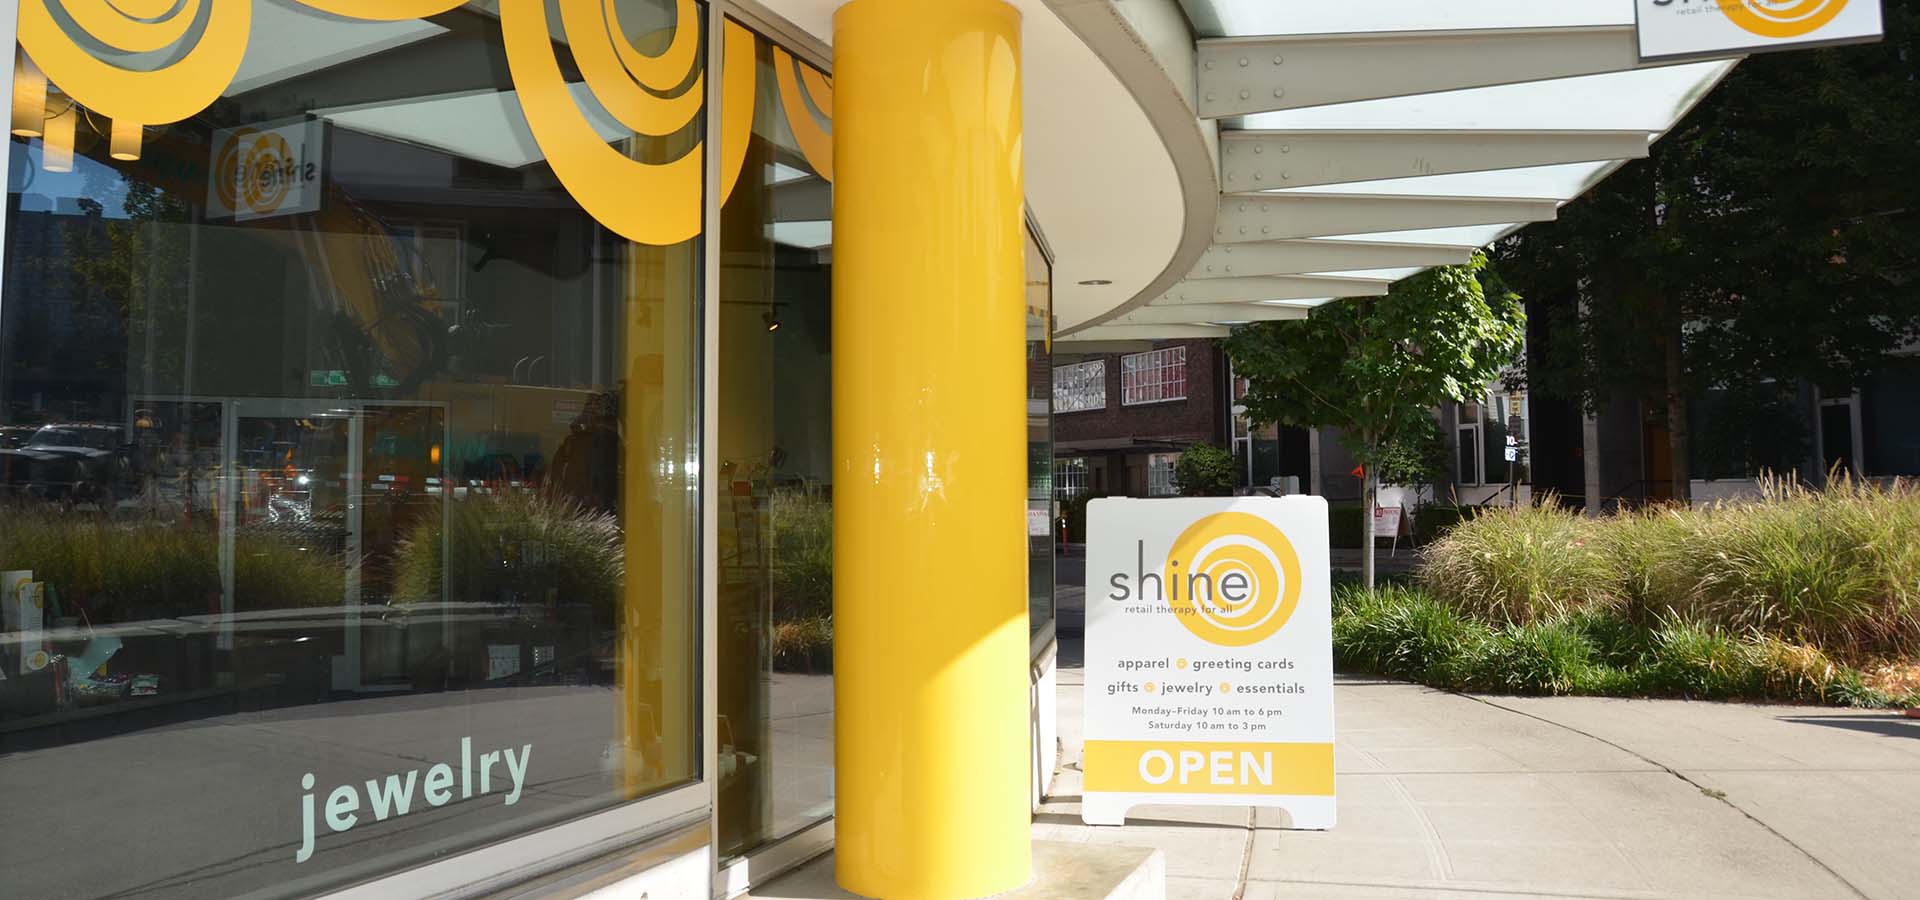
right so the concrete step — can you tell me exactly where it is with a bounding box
[750,841,1164,900]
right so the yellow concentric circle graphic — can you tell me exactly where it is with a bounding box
[20,0,765,245]
[240,132,294,213]
[211,127,256,213]
[18,0,250,126]
[1163,511,1302,647]
[1721,0,1849,39]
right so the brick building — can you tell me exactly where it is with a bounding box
[1050,339,1234,498]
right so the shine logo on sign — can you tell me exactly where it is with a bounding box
[1653,0,1851,38]
[1637,0,1882,60]
[1104,511,1303,647]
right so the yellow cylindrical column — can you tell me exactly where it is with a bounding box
[832,1,1030,898]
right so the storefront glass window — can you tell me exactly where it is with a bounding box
[715,20,835,861]
[0,2,703,896]
[1027,230,1053,638]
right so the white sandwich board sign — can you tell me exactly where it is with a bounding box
[1081,497,1335,828]
[1636,0,1884,61]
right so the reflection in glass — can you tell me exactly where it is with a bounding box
[715,22,836,860]
[0,3,702,897]
[1027,231,1054,636]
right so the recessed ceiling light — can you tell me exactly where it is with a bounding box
[1078,279,1113,286]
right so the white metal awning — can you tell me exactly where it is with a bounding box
[1058,0,1739,341]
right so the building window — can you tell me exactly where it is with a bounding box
[0,3,704,895]
[1485,392,1515,485]
[1055,457,1090,499]
[1053,360,1106,413]
[1121,346,1187,406]
[1148,452,1179,497]
[1457,400,1485,485]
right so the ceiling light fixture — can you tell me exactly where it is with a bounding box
[11,53,44,138]
[1078,279,1113,286]
[110,118,142,161]
[42,100,75,173]
[763,309,782,332]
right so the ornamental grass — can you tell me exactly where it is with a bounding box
[1417,476,1920,663]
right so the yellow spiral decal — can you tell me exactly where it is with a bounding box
[62,0,202,53]
[18,0,760,243]
[559,0,702,137]
[18,0,250,125]
[773,45,832,182]
[107,0,183,17]
[718,19,755,206]
[1163,512,1302,647]
[501,0,763,246]
[290,0,466,21]
[608,0,699,93]
[1722,0,1849,38]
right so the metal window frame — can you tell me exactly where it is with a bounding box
[1054,455,1090,500]
[1456,398,1485,487]
[1120,346,1189,406]
[1053,359,1109,413]
[1146,451,1180,497]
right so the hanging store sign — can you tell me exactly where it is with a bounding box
[208,120,326,222]
[1081,497,1335,828]
[1637,0,1884,61]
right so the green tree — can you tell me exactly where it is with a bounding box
[1173,443,1235,497]
[1499,3,1920,502]
[1225,254,1524,588]
[1373,417,1451,490]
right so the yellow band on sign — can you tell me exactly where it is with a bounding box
[1083,740,1335,796]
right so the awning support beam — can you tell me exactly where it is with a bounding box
[1196,25,1647,118]
[1215,193,1559,242]
[1061,324,1233,340]
[1188,239,1474,279]
[1117,303,1311,325]
[1156,273,1389,304]
[1219,129,1651,191]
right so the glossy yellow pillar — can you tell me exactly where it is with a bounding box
[832,1,1031,898]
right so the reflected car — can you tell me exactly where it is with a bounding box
[15,424,136,507]
[0,424,39,448]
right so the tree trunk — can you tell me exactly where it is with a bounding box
[1361,468,1378,591]
[1663,302,1691,506]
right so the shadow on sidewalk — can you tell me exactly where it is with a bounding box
[1777,714,1920,740]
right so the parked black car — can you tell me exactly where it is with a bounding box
[3,424,137,507]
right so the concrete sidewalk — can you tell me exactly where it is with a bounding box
[1041,663,1920,900]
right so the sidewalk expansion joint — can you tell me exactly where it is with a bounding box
[1461,693,1874,900]
[1231,807,1255,900]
